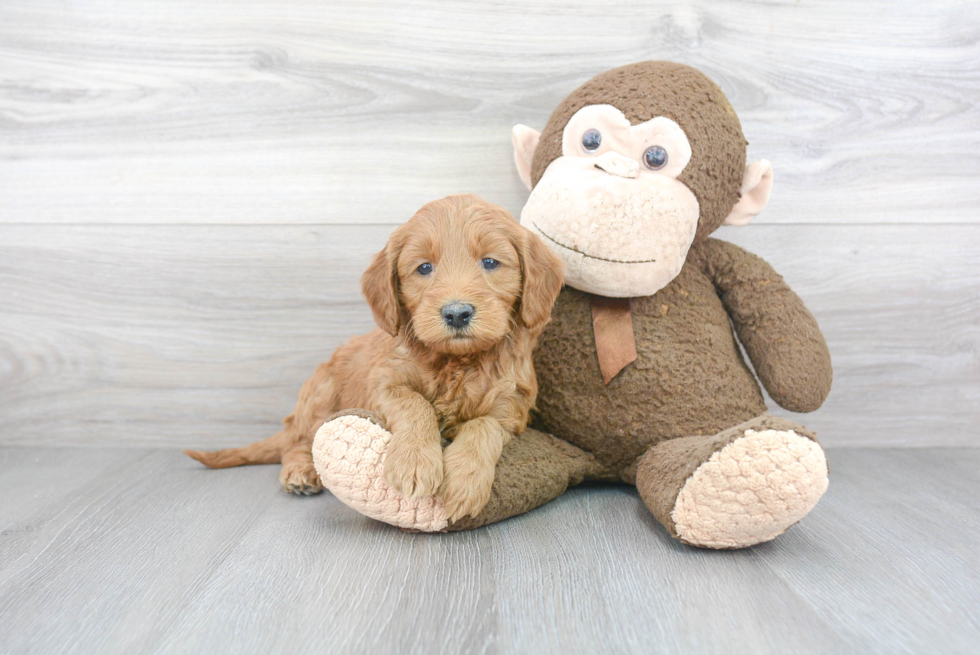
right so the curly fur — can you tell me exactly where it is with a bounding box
[185,194,564,521]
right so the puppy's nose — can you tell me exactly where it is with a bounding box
[441,302,474,329]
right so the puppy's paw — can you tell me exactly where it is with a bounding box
[384,436,444,498]
[439,444,494,523]
[280,462,323,496]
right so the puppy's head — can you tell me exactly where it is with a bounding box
[362,194,564,355]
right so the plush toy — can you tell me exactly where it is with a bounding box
[313,61,832,548]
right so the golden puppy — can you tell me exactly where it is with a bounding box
[185,194,564,521]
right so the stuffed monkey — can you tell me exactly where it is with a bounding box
[313,62,832,548]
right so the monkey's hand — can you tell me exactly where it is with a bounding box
[698,238,832,413]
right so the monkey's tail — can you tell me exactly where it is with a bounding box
[184,431,285,469]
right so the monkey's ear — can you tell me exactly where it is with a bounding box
[361,242,401,336]
[724,160,773,226]
[512,124,541,191]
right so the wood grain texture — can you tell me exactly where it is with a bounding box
[1,1,979,448]
[1,0,978,225]
[0,446,977,654]
[1,223,977,448]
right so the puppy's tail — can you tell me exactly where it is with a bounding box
[184,432,284,469]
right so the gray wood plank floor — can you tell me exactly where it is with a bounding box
[0,447,976,654]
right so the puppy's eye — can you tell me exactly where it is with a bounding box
[416,262,433,276]
[481,258,499,271]
[582,129,602,152]
[643,145,668,170]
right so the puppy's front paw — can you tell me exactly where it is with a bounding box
[439,444,495,523]
[384,436,444,498]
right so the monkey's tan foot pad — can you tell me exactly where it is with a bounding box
[672,429,829,549]
[312,414,448,532]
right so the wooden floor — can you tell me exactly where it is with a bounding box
[0,446,976,654]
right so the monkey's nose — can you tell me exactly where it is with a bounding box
[441,302,474,329]
[594,151,639,178]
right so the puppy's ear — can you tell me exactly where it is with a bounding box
[362,240,402,336]
[518,230,565,332]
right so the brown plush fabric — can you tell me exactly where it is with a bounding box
[695,238,833,412]
[529,61,747,244]
[529,232,834,480]
[444,428,609,531]
[634,413,818,538]
[532,263,769,479]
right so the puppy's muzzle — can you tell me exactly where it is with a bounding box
[441,302,474,330]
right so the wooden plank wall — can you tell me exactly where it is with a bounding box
[1,0,978,448]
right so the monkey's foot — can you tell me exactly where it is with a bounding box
[637,415,829,549]
[312,411,448,532]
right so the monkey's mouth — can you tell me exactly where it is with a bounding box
[532,222,657,264]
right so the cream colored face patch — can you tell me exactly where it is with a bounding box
[561,104,692,177]
[520,104,700,298]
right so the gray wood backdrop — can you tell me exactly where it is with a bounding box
[1,0,978,448]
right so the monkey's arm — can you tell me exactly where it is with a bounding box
[697,237,832,413]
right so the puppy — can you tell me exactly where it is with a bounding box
[185,194,564,522]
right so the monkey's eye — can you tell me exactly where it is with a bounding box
[643,145,668,170]
[416,262,433,276]
[581,129,602,152]
[481,258,499,271]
